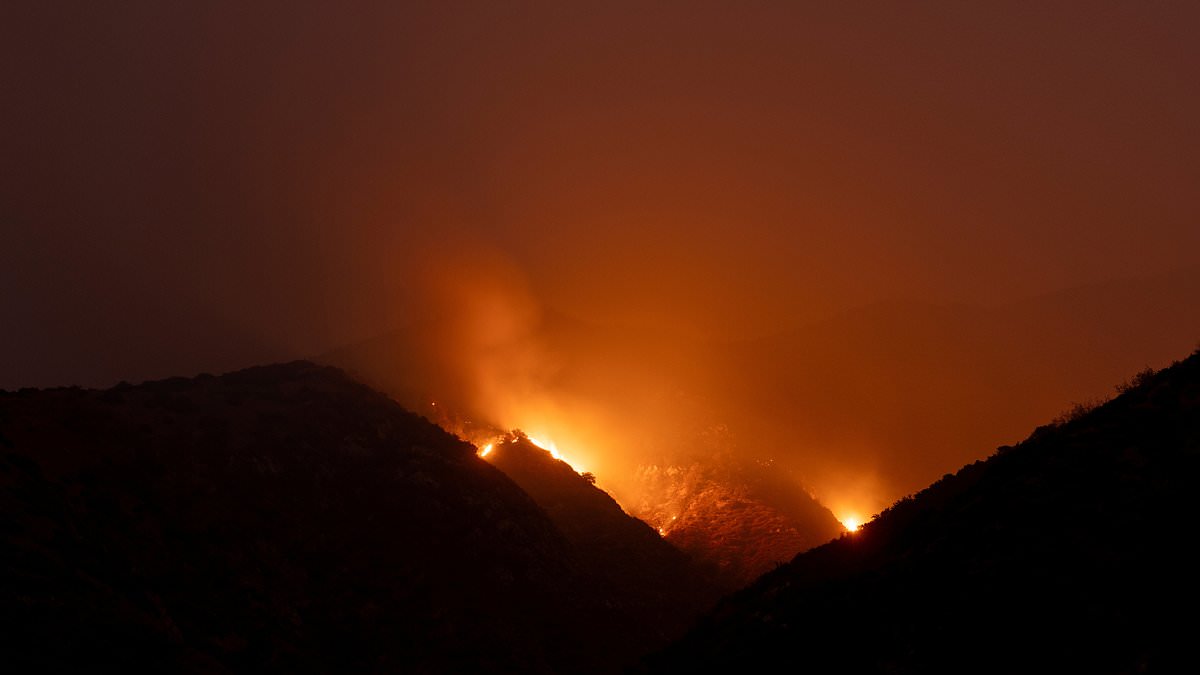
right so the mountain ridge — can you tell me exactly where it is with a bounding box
[484,433,723,642]
[649,348,1200,673]
[0,361,656,672]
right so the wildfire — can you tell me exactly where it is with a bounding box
[475,432,589,474]
[527,435,588,474]
[841,515,862,532]
[526,435,559,459]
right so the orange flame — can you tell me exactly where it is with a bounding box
[526,435,587,474]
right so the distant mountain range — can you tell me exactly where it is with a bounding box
[649,347,1200,673]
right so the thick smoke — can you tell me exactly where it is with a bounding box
[7,1,1200,521]
[334,249,1200,524]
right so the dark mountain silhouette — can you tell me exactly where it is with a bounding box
[483,433,722,639]
[649,348,1200,674]
[0,362,672,673]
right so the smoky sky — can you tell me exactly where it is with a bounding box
[4,0,1200,390]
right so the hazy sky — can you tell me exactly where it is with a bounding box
[4,1,1199,388]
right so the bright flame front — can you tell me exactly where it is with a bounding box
[526,435,587,473]
[475,433,589,475]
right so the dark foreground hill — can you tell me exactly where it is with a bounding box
[0,362,655,673]
[650,349,1200,674]
[484,434,722,638]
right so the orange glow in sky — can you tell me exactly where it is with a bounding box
[6,2,1200,525]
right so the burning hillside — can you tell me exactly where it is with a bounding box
[463,421,844,589]
[628,454,844,586]
[318,264,857,582]
[479,432,721,640]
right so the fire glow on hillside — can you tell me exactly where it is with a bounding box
[527,435,570,466]
[476,432,589,475]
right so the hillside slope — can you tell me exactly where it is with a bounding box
[631,457,845,587]
[485,434,722,641]
[0,363,627,673]
[650,350,1200,674]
